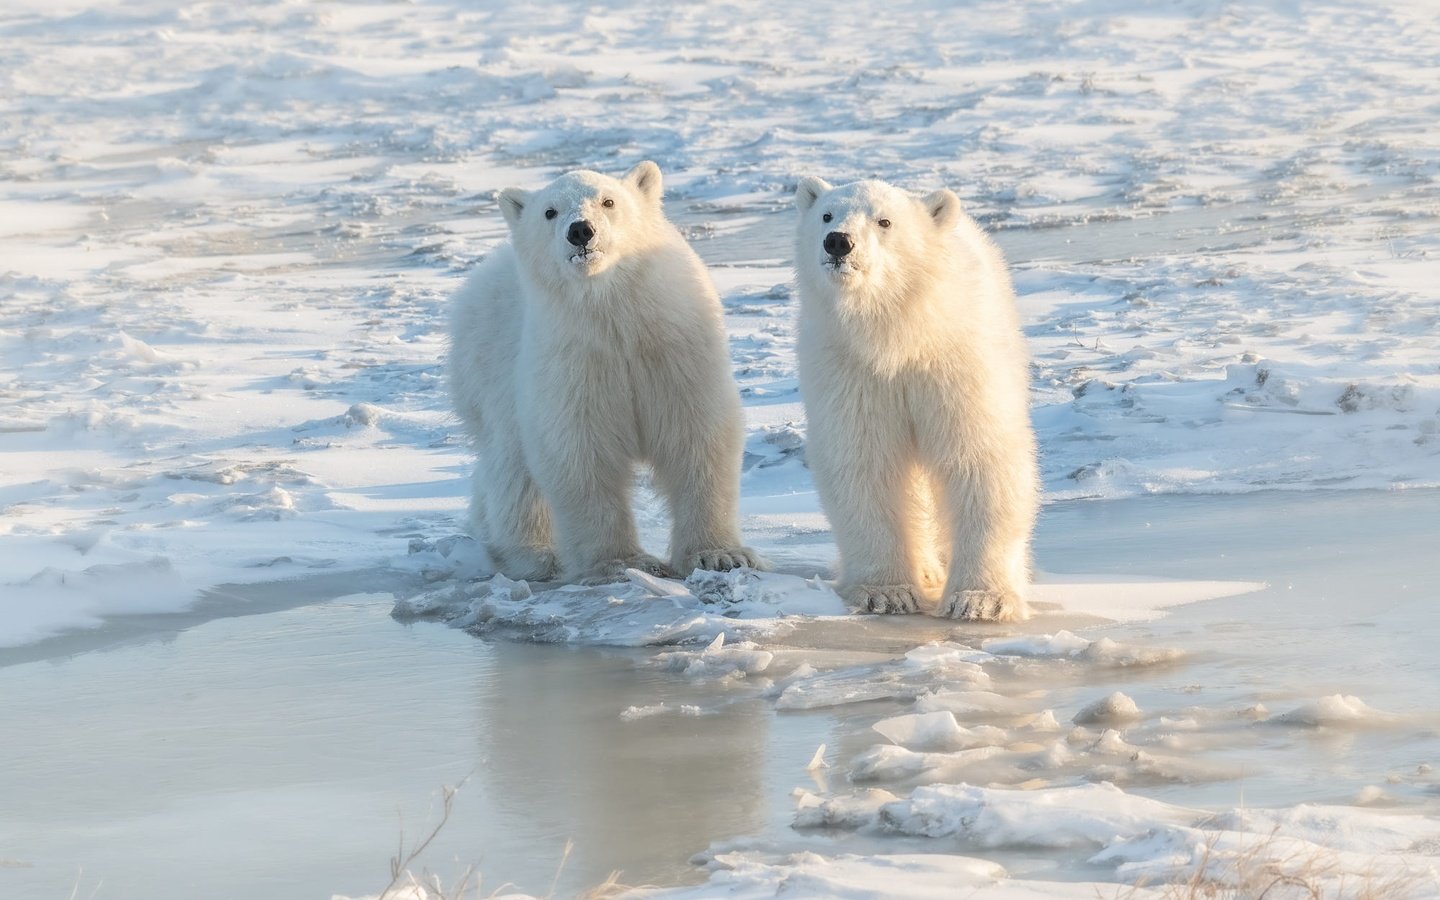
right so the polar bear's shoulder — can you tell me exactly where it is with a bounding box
[450,242,526,341]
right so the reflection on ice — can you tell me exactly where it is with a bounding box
[384,536,1440,897]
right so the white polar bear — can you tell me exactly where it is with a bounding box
[448,161,764,585]
[793,177,1039,621]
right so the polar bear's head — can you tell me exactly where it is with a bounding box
[498,161,666,282]
[794,176,963,303]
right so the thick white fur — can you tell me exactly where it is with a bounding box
[449,162,764,584]
[793,177,1039,621]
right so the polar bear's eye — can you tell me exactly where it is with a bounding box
[878,218,892,228]
[822,213,832,223]
[544,208,557,220]
[602,198,614,208]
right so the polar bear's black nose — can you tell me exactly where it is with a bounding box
[566,220,595,247]
[823,231,853,258]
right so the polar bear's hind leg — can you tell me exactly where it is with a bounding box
[476,438,558,582]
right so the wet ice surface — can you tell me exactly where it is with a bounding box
[5,0,1440,896]
[414,489,1440,897]
[6,491,1440,899]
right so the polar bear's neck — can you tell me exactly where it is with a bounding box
[801,248,1018,376]
[515,237,717,351]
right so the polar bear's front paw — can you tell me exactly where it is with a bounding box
[938,589,1029,622]
[682,547,771,574]
[578,553,677,585]
[624,552,677,578]
[511,553,559,583]
[493,546,558,583]
[851,584,922,615]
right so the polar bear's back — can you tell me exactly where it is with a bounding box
[448,243,525,440]
[931,215,1028,385]
[945,213,1019,322]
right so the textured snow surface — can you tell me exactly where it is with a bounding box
[4,0,1438,648]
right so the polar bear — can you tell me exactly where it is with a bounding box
[793,177,1039,621]
[448,161,764,585]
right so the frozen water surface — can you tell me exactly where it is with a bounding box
[5,490,1440,898]
[0,595,829,898]
[4,0,1440,896]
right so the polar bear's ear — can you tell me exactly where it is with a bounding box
[498,188,529,230]
[624,161,663,204]
[795,176,832,212]
[922,189,963,232]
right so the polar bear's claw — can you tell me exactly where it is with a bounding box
[854,584,922,615]
[938,589,1029,622]
[684,547,771,574]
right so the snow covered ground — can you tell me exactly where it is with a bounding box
[3,0,1440,897]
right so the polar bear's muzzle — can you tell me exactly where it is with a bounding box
[566,219,596,247]
[565,218,605,267]
[822,230,860,275]
[823,231,854,258]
